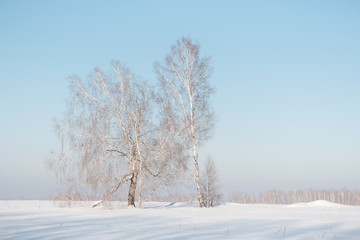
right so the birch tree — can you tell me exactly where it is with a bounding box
[48,61,182,207]
[155,37,215,207]
[201,156,221,207]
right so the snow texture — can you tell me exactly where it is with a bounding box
[1,200,360,239]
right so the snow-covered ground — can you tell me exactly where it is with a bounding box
[1,200,359,239]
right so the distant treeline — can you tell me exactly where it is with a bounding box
[228,188,360,205]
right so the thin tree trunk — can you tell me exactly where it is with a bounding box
[128,171,138,207]
[92,173,130,208]
[138,170,143,208]
[193,145,205,207]
[137,144,144,208]
[206,173,209,208]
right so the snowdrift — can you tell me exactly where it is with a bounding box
[287,200,344,208]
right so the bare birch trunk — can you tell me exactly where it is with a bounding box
[128,171,138,207]
[206,171,209,208]
[193,145,205,207]
[138,168,143,208]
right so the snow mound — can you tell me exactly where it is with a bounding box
[307,200,341,206]
[288,200,342,208]
[141,201,200,209]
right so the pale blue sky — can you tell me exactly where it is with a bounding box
[1,0,359,199]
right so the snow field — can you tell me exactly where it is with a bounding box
[1,200,360,239]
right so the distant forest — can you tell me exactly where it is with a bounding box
[228,188,360,206]
[51,188,360,206]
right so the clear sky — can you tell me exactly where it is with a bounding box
[1,0,359,199]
